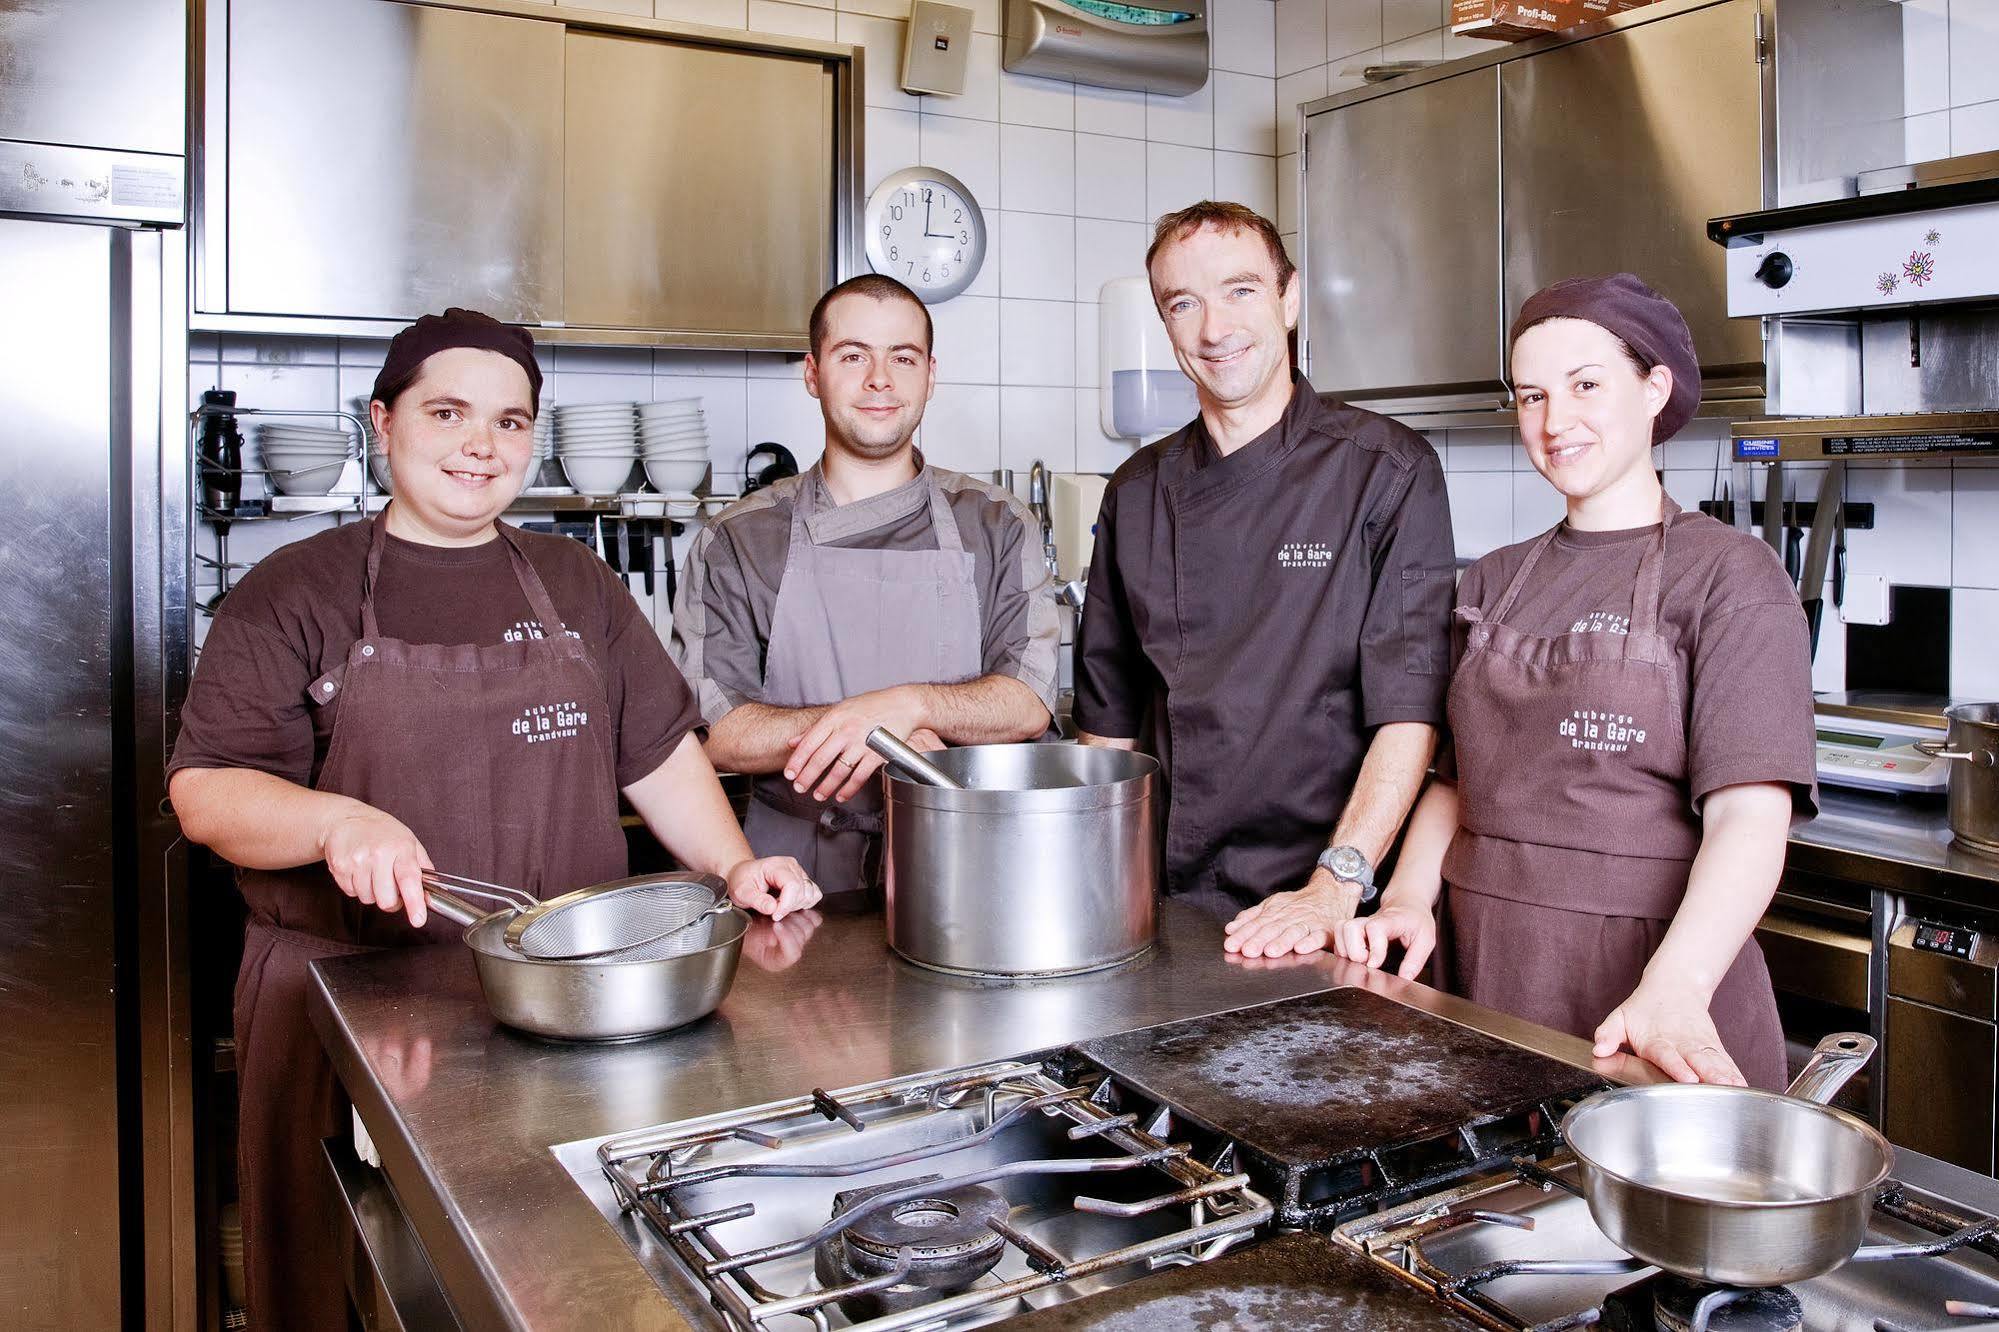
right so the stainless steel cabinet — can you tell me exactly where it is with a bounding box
[564,32,834,335]
[1298,0,1768,413]
[1886,997,1995,1176]
[198,0,859,347]
[1303,68,1503,400]
[0,217,134,1329]
[1884,918,1998,1176]
[1498,0,1764,378]
[224,0,564,323]
[0,0,184,156]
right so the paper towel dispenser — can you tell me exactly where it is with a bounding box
[1002,0,1207,97]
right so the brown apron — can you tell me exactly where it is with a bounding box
[1440,499,1787,1089]
[743,467,985,899]
[232,516,629,1332]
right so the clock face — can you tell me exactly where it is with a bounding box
[864,167,986,303]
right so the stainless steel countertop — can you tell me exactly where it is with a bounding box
[1790,786,1999,905]
[307,902,1667,1332]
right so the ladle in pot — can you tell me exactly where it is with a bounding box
[866,726,963,789]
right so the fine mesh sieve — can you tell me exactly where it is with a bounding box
[501,874,732,962]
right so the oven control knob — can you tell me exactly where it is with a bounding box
[1755,252,1795,289]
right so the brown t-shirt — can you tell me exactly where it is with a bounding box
[1440,511,1818,897]
[170,518,701,791]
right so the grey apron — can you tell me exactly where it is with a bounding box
[744,467,985,897]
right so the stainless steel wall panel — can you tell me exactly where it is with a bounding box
[1303,68,1503,400]
[1499,0,1764,378]
[562,31,834,338]
[225,0,565,323]
[0,0,184,156]
[0,216,123,1329]
[1770,0,1905,206]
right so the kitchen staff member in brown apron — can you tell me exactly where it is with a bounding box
[1075,201,1457,940]
[167,308,817,1332]
[1333,274,1817,1089]
[672,275,1059,899]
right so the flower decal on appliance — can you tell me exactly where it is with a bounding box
[1925,228,1943,247]
[1903,250,1936,287]
[1877,271,1901,295]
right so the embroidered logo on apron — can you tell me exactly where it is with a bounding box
[504,619,582,644]
[1276,540,1333,569]
[1569,610,1630,635]
[511,699,592,744]
[1560,708,1648,753]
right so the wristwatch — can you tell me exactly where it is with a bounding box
[1316,845,1377,903]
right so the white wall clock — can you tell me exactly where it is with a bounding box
[864,166,986,304]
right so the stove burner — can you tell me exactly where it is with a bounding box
[840,1182,1010,1272]
[1651,1278,1803,1332]
[813,1177,1011,1317]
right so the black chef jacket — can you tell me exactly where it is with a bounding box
[1074,376,1455,907]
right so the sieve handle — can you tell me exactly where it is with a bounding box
[421,870,537,913]
[425,889,486,928]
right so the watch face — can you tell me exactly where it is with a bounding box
[1329,847,1365,878]
[865,168,985,303]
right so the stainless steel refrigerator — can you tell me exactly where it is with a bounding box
[0,2,194,1326]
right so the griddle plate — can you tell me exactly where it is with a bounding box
[997,1231,1483,1330]
[1074,988,1602,1174]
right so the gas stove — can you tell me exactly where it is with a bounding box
[554,989,1999,1331]
[1334,1154,1999,1332]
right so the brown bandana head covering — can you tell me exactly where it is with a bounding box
[371,307,544,416]
[1509,273,1700,443]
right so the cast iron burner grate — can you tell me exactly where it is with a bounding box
[1334,1153,1999,1332]
[596,1060,1276,1331]
[1064,989,1607,1225]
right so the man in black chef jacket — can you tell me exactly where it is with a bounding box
[1075,201,1455,957]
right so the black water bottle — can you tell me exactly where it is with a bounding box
[198,389,243,516]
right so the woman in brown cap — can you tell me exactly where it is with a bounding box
[168,308,819,1331]
[1330,274,1817,1089]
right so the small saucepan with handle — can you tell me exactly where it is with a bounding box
[1561,1033,1911,1287]
[1914,702,1999,857]
[424,872,746,1042]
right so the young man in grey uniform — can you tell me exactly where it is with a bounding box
[1075,202,1457,956]
[671,275,1058,901]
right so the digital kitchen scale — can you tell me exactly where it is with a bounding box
[1813,692,1952,795]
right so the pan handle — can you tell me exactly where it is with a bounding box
[1784,1032,1876,1105]
[1913,740,1994,766]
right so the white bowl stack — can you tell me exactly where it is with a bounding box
[639,398,710,494]
[258,423,358,496]
[554,401,639,497]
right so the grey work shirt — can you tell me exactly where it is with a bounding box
[671,460,1060,721]
[1074,376,1456,906]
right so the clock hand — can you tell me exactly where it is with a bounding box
[921,193,954,238]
